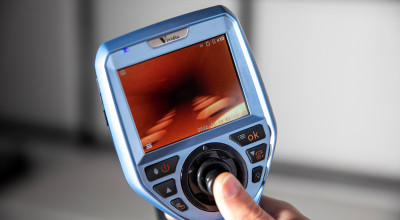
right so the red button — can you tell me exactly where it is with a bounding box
[145,156,179,182]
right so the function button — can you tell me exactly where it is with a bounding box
[153,179,177,198]
[252,166,263,183]
[230,124,266,146]
[170,198,188,212]
[246,144,268,164]
[145,156,179,182]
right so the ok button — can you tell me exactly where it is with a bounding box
[145,156,179,182]
[230,124,266,146]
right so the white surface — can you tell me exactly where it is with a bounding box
[252,0,400,179]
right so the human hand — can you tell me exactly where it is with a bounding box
[165,172,309,220]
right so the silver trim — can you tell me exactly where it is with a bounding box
[147,28,189,47]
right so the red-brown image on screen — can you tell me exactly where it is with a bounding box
[118,35,248,153]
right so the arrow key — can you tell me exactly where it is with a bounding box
[153,179,177,198]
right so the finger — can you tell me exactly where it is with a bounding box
[260,196,310,220]
[213,172,274,220]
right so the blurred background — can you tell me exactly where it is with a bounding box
[0,0,399,219]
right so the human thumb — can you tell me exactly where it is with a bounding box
[213,172,273,220]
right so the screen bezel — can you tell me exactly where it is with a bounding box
[104,16,268,164]
[117,34,250,153]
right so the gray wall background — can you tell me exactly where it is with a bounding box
[0,0,399,219]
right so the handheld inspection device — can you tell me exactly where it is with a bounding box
[95,5,277,220]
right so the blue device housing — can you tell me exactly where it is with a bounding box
[95,5,277,220]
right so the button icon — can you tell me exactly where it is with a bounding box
[161,163,170,173]
[246,144,268,164]
[247,131,259,141]
[171,198,188,212]
[255,150,264,161]
[154,168,159,175]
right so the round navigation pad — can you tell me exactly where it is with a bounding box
[181,143,248,212]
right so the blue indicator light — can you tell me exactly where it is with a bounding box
[122,48,129,53]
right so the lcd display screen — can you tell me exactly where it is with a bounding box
[118,34,249,153]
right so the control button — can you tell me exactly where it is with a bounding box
[170,198,188,212]
[153,179,177,198]
[230,124,266,146]
[246,144,268,164]
[252,166,263,183]
[145,156,179,182]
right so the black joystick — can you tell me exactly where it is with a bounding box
[204,168,225,195]
[197,158,231,196]
[181,143,248,212]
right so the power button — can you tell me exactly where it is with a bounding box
[145,156,179,182]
